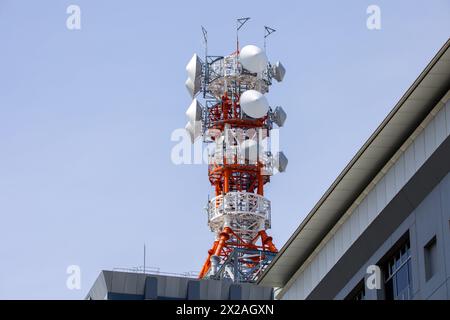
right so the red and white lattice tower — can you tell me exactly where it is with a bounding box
[184,21,288,282]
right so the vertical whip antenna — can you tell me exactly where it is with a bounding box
[201,26,208,99]
[236,17,251,53]
[143,243,146,273]
[201,26,208,59]
[264,26,276,53]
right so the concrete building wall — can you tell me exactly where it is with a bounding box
[333,172,450,300]
[282,98,450,300]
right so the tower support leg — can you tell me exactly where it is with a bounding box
[259,230,278,252]
[198,227,232,279]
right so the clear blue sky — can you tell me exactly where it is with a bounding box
[0,0,449,299]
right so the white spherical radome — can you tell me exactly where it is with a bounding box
[240,90,269,119]
[239,45,268,73]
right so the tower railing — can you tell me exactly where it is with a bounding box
[207,191,271,232]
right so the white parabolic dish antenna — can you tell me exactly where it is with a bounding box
[185,54,202,97]
[185,121,202,143]
[186,54,202,80]
[185,78,196,97]
[186,99,203,123]
[240,90,269,118]
[239,45,268,73]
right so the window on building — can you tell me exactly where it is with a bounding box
[353,286,366,301]
[424,236,437,281]
[384,240,412,300]
[345,281,366,300]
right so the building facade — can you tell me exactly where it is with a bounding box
[258,39,450,300]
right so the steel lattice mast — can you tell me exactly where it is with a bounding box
[184,21,288,283]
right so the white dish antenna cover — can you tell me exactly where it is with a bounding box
[239,45,268,73]
[185,121,202,143]
[185,78,195,97]
[186,99,203,123]
[274,151,288,172]
[186,54,202,80]
[240,90,269,119]
[185,54,202,97]
[272,106,287,127]
[272,61,286,82]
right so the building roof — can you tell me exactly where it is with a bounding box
[258,38,450,288]
[86,270,273,300]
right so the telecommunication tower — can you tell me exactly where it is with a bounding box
[183,20,288,283]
